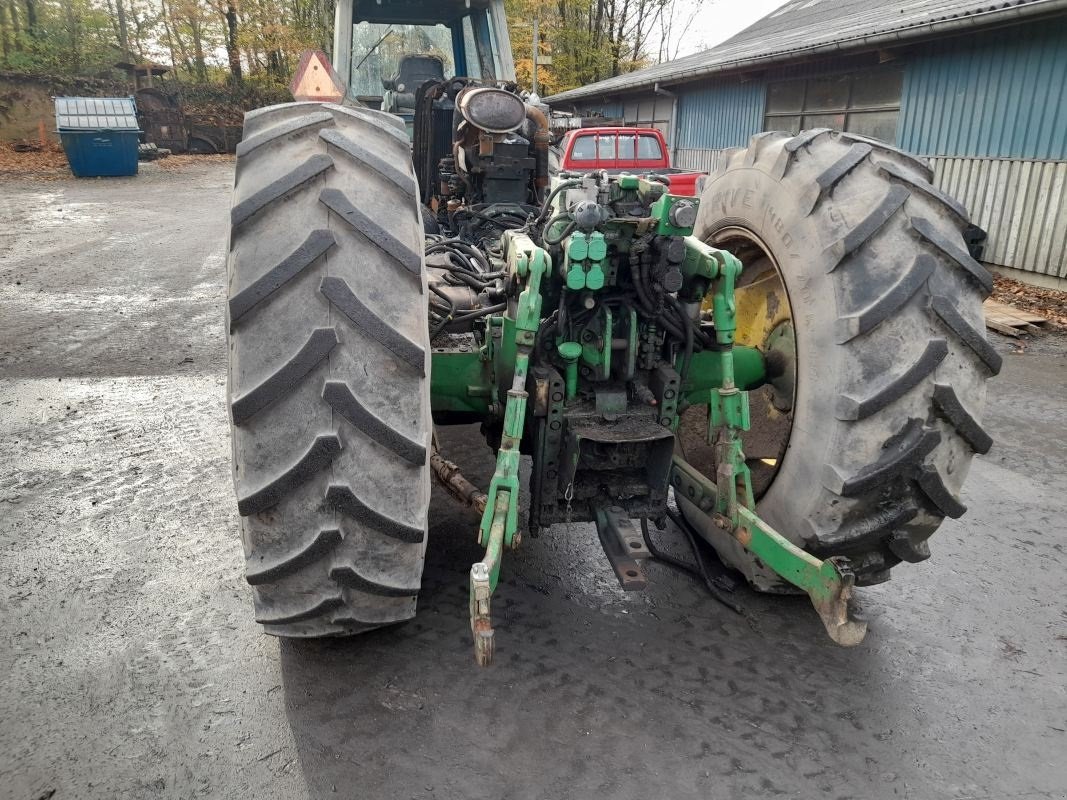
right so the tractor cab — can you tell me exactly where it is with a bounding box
[332,0,516,130]
[381,54,446,115]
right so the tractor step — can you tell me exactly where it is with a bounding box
[593,506,651,590]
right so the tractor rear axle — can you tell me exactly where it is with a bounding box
[426,186,866,663]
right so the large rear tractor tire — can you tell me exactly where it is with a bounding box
[681,129,1000,590]
[226,102,432,636]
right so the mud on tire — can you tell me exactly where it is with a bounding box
[227,102,432,636]
[683,129,999,589]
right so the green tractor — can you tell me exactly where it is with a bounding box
[226,0,998,664]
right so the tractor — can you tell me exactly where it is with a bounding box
[225,0,998,665]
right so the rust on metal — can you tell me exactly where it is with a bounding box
[431,437,488,516]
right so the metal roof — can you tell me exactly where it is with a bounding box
[54,96,139,131]
[545,0,1067,103]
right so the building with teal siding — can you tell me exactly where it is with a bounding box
[545,0,1067,288]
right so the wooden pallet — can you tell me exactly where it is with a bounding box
[984,299,1050,337]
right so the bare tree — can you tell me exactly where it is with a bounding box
[657,0,704,63]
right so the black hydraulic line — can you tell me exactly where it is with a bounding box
[643,515,742,614]
[449,302,508,324]
[452,210,519,232]
[451,257,489,279]
[655,307,688,343]
[542,214,576,246]
[666,296,694,385]
[431,255,480,281]
[491,211,532,223]
[665,508,743,612]
[428,284,454,314]
[534,178,583,225]
[477,205,535,223]
[629,249,657,317]
[471,202,540,216]
[443,270,493,291]
[640,517,701,579]
[535,310,559,357]
[426,239,492,273]
[428,284,456,339]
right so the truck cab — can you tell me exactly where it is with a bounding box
[557,127,704,196]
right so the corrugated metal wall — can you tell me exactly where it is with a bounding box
[620,92,673,130]
[900,18,1067,159]
[675,80,766,151]
[675,148,733,173]
[675,149,1067,279]
[674,149,1067,280]
[931,157,1067,278]
[555,16,1067,283]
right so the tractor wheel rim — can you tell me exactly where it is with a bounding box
[679,225,798,501]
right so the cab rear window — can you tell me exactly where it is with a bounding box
[570,135,596,160]
[597,135,616,159]
[638,134,663,160]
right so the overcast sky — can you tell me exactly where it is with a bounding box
[656,0,793,58]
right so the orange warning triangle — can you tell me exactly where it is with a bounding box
[290,50,346,103]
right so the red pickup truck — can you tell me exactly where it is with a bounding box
[556,127,704,196]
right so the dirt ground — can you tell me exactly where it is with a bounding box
[992,274,1067,330]
[0,141,235,181]
[1,161,1065,800]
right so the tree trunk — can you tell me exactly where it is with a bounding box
[7,0,21,44]
[225,2,242,82]
[189,16,207,81]
[0,0,10,59]
[23,0,37,37]
[266,49,285,80]
[318,0,333,52]
[56,0,79,70]
[243,43,258,75]
[115,0,129,54]
[163,0,194,79]
[130,2,149,59]
[158,0,182,82]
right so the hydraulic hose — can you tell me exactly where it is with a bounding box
[429,284,456,339]
[643,516,742,614]
[426,238,493,274]
[449,302,508,325]
[542,213,576,247]
[534,179,583,227]
[666,295,694,385]
[629,241,657,317]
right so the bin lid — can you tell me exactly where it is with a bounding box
[55,96,139,131]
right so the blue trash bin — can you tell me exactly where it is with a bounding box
[55,96,141,178]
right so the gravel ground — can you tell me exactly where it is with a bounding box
[1,161,1065,800]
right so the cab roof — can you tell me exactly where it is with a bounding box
[354,0,492,25]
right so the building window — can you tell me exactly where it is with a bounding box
[764,67,903,143]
